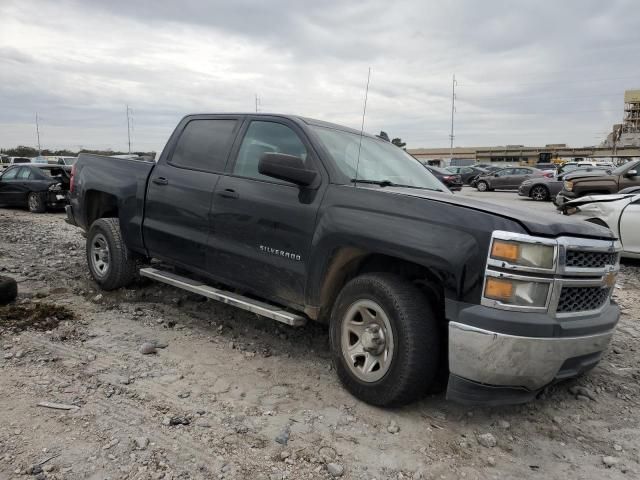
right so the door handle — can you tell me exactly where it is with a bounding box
[218,188,239,199]
[152,177,169,185]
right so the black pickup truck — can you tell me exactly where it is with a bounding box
[66,114,621,407]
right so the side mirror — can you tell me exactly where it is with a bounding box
[626,169,638,178]
[258,153,317,187]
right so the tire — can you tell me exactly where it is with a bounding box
[0,275,18,305]
[28,192,46,213]
[530,185,549,201]
[329,273,440,407]
[476,181,489,192]
[86,218,137,290]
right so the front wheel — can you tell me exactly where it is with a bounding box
[476,181,489,192]
[86,218,137,290]
[329,273,440,407]
[28,192,46,213]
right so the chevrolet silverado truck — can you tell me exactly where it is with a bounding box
[65,114,621,407]
[556,159,640,207]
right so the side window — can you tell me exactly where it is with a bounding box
[17,168,32,179]
[170,119,238,172]
[1,168,19,180]
[496,169,511,177]
[461,167,472,174]
[233,121,309,181]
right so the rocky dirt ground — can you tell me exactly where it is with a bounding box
[1,207,639,480]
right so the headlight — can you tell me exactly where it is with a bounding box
[564,180,573,191]
[490,239,555,269]
[484,277,550,308]
[48,183,62,191]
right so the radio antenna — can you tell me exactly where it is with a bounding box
[354,67,371,185]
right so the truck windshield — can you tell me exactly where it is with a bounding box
[312,126,445,191]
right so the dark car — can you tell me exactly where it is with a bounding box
[0,164,71,213]
[518,167,611,202]
[446,165,488,185]
[475,167,543,191]
[423,165,462,191]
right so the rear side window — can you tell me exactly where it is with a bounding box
[17,168,32,179]
[170,119,238,172]
[1,168,19,180]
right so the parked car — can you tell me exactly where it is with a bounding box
[423,165,462,191]
[556,159,640,207]
[66,113,620,407]
[57,156,78,166]
[475,164,502,173]
[0,164,71,212]
[10,157,31,164]
[475,167,543,191]
[446,165,488,185]
[0,156,11,170]
[519,167,611,202]
[561,193,640,258]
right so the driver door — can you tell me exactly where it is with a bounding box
[492,169,514,188]
[208,117,326,307]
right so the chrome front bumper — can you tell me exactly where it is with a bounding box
[448,321,614,391]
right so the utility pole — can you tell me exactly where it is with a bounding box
[449,74,457,160]
[35,112,42,156]
[126,104,132,154]
[255,94,260,113]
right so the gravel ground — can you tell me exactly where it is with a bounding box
[1,204,639,480]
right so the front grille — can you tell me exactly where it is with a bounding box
[557,286,611,313]
[565,250,618,269]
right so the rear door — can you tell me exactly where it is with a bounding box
[619,198,640,255]
[143,116,242,270]
[0,167,22,204]
[209,117,326,307]
[16,167,35,203]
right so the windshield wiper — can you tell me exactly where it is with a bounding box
[350,179,443,191]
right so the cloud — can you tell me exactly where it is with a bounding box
[0,0,638,151]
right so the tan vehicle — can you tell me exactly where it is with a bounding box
[557,159,640,206]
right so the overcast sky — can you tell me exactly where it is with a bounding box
[1,0,639,152]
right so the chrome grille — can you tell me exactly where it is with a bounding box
[565,250,618,269]
[557,286,611,313]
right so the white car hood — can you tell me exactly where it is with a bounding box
[565,193,640,208]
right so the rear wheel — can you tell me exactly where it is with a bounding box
[86,218,137,290]
[0,275,18,305]
[28,192,46,213]
[329,273,440,407]
[530,185,549,201]
[476,180,489,192]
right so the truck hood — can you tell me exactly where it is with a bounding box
[379,187,614,239]
[563,172,613,182]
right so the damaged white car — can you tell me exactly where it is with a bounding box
[561,193,640,258]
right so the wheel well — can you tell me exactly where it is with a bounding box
[317,250,444,323]
[85,190,118,227]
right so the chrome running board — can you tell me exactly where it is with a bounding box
[139,267,307,327]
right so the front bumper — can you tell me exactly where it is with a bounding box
[446,319,616,405]
[518,184,531,197]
